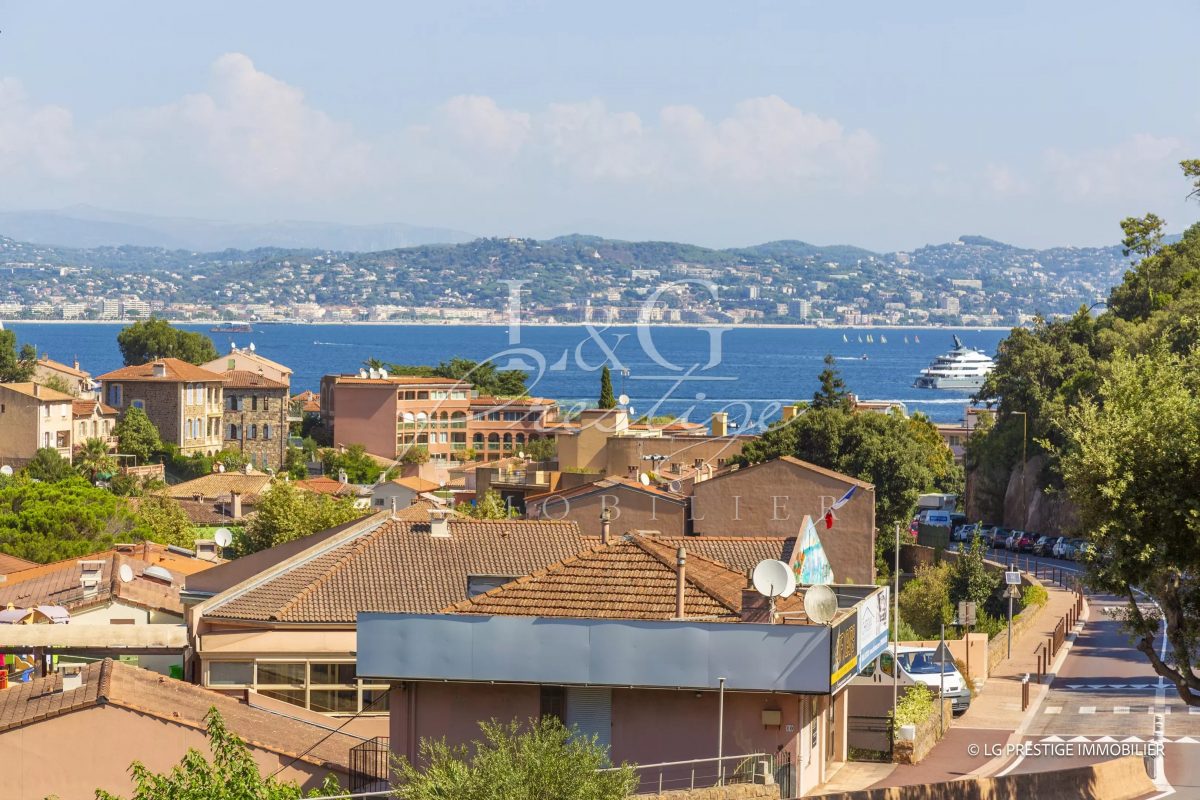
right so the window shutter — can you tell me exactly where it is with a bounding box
[565,687,612,756]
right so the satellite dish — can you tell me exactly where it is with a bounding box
[668,480,682,493]
[248,342,256,352]
[214,527,233,548]
[618,393,629,406]
[638,472,651,486]
[118,564,134,583]
[752,559,796,599]
[803,584,837,625]
[518,451,526,459]
[0,465,12,476]
[230,341,237,350]
[338,468,348,484]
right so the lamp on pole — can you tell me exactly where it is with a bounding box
[1010,411,1029,531]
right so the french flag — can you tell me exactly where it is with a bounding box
[823,486,857,529]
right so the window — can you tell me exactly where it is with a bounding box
[249,423,257,440]
[263,424,271,440]
[251,396,258,411]
[131,399,144,410]
[56,431,68,448]
[43,432,50,448]
[107,384,122,407]
[229,424,239,440]
[43,403,50,418]
[263,397,269,412]
[208,661,253,686]
[540,686,566,723]
[467,575,517,597]
[257,661,305,685]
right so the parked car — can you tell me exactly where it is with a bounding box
[854,645,972,714]
[1032,535,1055,556]
[1050,536,1071,558]
[1015,532,1037,553]
[1004,530,1021,550]
[1075,541,1094,561]
[990,527,1010,549]
[1064,538,1087,560]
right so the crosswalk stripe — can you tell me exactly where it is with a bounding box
[1080,706,1096,714]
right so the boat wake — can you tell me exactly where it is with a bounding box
[313,340,355,346]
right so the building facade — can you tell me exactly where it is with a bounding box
[97,359,225,457]
[202,346,292,388]
[221,371,289,471]
[72,398,120,452]
[33,355,94,398]
[0,382,76,466]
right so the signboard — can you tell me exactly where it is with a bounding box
[957,601,976,626]
[857,586,890,668]
[829,609,859,693]
[1005,571,1021,586]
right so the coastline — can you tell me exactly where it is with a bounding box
[0,318,1016,332]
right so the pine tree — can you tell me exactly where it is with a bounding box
[598,365,616,409]
[812,354,852,410]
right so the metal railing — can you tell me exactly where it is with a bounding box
[348,737,390,794]
[598,752,773,795]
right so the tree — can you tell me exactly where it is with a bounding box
[524,436,557,463]
[41,373,76,396]
[116,317,218,366]
[598,365,616,409]
[373,357,529,397]
[898,562,955,638]
[456,489,515,520]
[401,445,430,465]
[23,447,75,482]
[96,707,343,800]
[238,482,365,554]
[812,354,851,410]
[114,407,163,464]
[0,475,147,562]
[1120,213,1167,259]
[1183,158,1200,201]
[392,716,636,800]
[76,437,119,481]
[321,443,383,484]
[0,329,36,383]
[1059,347,1200,706]
[951,529,999,611]
[135,495,195,548]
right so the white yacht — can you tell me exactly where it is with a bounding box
[913,335,995,390]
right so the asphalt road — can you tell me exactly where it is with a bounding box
[971,542,1200,797]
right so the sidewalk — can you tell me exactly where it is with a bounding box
[812,579,1087,795]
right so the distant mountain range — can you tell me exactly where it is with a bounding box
[0,205,475,251]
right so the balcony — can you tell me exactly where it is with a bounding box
[491,469,551,489]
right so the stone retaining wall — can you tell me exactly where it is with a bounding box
[892,698,952,765]
[635,784,777,800]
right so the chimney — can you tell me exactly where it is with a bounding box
[230,491,243,520]
[429,508,451,538]
[711,412,728,437]
[32,383,40,398]
[74,357,80,371]
[60,663,85,693]
[152,362,167,378]
[78,560,105,596]
[782,404,800,422]
[674,545,686,619]
[600,508,612,545]
[390,496,398,518]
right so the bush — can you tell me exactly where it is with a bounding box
[1022,583,1049,608]
[890,684,937,728]
[973,610,1006,639]
[898,562,955,639]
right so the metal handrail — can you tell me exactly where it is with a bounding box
[596,752,768,772]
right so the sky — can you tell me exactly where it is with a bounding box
[0,1,1196,251]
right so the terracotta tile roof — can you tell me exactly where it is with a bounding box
[206,349,293,376]
[97,358,225,383]
[159,472,274,501]
[0,382,75,402]
[201,512,587,623]
[0,660,355,770]
[292,390,319,403]
[131,496,254,526]
[221,369,289,390]
[771,456,875,490]
[388,476,441,492]
[585,535,797,576]
[328,374,466,387]
[525,476,687,505]
[293,476,361,496]
[36,355,90,379]
[0,551,187,615]
[443,535,745,620]
[0,551,36,574]
[72,398,119,418]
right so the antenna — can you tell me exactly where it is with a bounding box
[118,564,134,583]
[803,584,837,625]
[213,527,233,548]
[638,472,651,486]
[751,559,796,599]
[618,393,629,406]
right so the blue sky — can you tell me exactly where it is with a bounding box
[0,1,1196,250]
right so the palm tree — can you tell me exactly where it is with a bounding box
[76,437,118,481]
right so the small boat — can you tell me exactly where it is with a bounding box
[914,334,921,344]
[861,354,869,360]
[880,335,888,344]
[211,322,252,333]
[842,334,849,343]
[857,335,863,343]
[866,334,874,344]
[904,336,909,344]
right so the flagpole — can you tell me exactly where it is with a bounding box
[892,522,900,745]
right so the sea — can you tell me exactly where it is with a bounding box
[3,323,1010,428]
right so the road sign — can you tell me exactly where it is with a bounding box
[1004,584,1022,599]
[958,601,977,626]
[1005,570,1021,585]
[933,640,955,665]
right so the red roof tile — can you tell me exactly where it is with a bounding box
[97,358,225,382]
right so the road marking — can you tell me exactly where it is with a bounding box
[1062,683,1156,690]
[1190,707,1200,715]
[1044,706,1062,715]
[1114,706,1130,714]
[1079,706,1096,714]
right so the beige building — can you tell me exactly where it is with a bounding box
[97,358,225,456]
[72,398,119,452]
[525,477,690,537]
[33,354,94,398]
[202,345,293,388]
[0,382,76,466]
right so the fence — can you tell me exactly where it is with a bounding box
[348,737,391,795]
[598,753,775,795]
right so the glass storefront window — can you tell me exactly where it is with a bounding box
[208,661,253,686]
[310,663,356,685]
[257,662,305,685]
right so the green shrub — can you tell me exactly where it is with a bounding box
[973,610,1006,639]
[1022,583,1049,608]
[890,684,937,728]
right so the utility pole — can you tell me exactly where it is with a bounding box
[892,523,900,740]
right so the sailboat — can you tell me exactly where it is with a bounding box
[903,336,909,344]
[880,335,888,344]
[842,334,849,343]
[857,335,863,343]
[866,334,874,344]
[914,334,921,344]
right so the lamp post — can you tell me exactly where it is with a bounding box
[1010,411,1029,530]
[892,523,900,743]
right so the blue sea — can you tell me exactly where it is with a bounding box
[4,323,1009,427]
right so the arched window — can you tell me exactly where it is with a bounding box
[415,411,428,426]
[263,424,271,440]
[451,411,466,428]
[515,433,526,445]
[473,433,484,446]
[502,433,513,447]
[229,424,238,440]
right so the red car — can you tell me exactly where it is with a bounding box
[1015,533,1036,553]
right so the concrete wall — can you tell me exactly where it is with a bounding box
[603,435,746,480]
[692,460,876,585]
[0,703,345,799]
[528,484,689,537]
[328,384,397,458]
[893,698,951,765]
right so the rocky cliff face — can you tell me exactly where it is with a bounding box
[967,453,1079,534]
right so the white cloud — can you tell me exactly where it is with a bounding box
[436,95,531,159]
[1044,134,1184,201]
[0,78,82,180]
[983,163,1029,196]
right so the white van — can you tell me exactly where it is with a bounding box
[854,645,971,714]
[918,510,953,528]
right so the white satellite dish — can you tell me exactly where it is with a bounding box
[248,342,256,352]
[638,472,651,486]
[118,564,134,583]
[230,340,237,350]
[0,465,12,476]
[214,527,233,548]
[338,468,348,484]
[618,393,629,406]
[668,480,682,493]
[752,559,796,599]
[803,584,838,625]
[517,450,526,460]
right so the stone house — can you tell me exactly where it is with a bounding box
[97,358,225,457]
[33,354,95,398]
[202,346,292,388]
[0,382,76,467]
[221,370,289,471]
